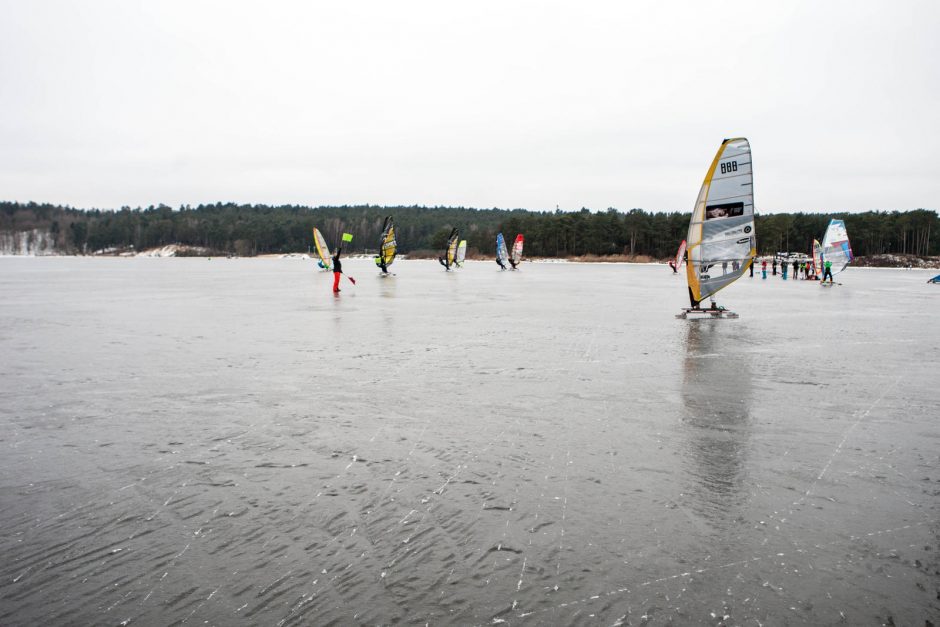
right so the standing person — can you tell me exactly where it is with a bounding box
[332,247,343,293]
[772,257,778,276]
[668,260,677,273]
[749,259,754,277]
[761,259,767,279]
[792,258,798,279]
[822,259,834,283]
[782,260,788,280]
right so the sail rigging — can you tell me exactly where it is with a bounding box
[685,137,756,307]
[496,233,509,268]
[313,227,331,270]
[820,219,853,275]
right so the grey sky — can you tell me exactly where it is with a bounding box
[1,0,937,213]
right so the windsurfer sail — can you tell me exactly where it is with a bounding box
[681,137,756,316]
[812,239,822,280]
[374,216,397,274]
[496,233,509,270]
[509,234,524,269]
[455,240,467,267]
[670,239,687,273]
[313,227,332,271]
[819,219,853,280]
[439,228,459,270]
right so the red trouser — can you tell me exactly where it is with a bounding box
[333,272,341,291]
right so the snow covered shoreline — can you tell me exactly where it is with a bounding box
[2,241,938,267]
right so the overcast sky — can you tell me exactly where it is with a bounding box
[1,0,937,213]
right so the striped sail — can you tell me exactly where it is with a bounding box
[313,227,331,270]
[685,138,756,306]
[820,219,853,275]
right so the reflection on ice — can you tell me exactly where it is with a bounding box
[680,322,753,527]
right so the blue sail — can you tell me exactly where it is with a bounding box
[496,233,509,268]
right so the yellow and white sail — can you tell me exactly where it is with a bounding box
[446,229,459,266]
[685,138,756,306]
[313,227,331,271]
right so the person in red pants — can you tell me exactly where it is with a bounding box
[332,247,342,292]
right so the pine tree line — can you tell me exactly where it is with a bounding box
[1,201,936,258]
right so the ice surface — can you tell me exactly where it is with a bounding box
[0,257,937,625]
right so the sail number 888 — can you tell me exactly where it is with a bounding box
[720,161,738,174]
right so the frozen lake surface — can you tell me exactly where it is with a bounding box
[0,257,938,625]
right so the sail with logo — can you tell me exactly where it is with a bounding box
[374,216,396,275]
[679,137,756,318]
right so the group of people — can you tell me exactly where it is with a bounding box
[329,247,519,293]
[758,257,834,282]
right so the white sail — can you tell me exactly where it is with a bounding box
[685,138,756,306]
[820,219,853,275]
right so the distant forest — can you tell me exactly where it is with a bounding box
[1,201,936,259]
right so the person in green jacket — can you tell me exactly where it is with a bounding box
[822,259,834,283]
